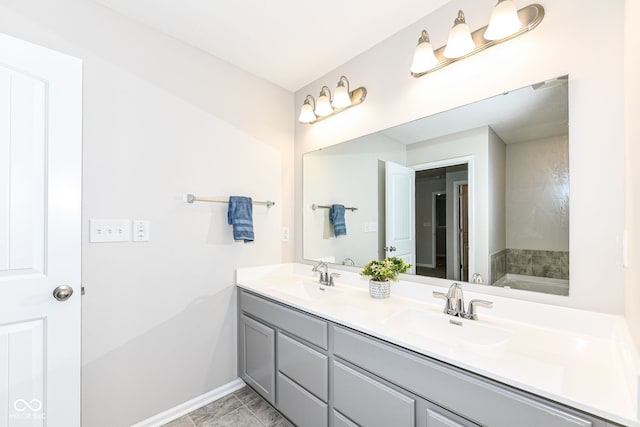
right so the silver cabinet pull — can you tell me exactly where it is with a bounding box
[53,285,74,302]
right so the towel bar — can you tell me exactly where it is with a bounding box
[312,204,357,212]
[187,194,275,207]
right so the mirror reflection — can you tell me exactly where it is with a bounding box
[303,76,569,296]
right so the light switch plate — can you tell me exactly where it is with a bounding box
[90,220,130,242]
[133,220,150,242]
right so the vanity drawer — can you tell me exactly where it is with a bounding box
[239,289,328,349]
[278,333,328,401]
[333,361,415,427]
[277,372,327,427]
[332,410,358,427]
[425,407,476,427]
[333,325,593,427]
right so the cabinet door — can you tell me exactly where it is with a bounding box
[239,314,275,404]
[425,407,476,427]
[277,373,328,427]
[278,333,328,401]
[333,361,415,427]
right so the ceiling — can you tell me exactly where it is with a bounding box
[89,0,450,91]
[381,76,569,145]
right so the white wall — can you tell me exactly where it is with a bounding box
[294,0,625,314]
[506,135,569,251]
[624,0,640,352]
[488,128,506,257]
[0,1,294,425]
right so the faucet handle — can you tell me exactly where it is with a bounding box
[329,273,341,287]
[466,299,493,320]
[433,291,452,314]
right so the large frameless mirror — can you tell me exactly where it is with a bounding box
[303,76,569,296]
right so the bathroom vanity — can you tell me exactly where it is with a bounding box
[237,264,639,427]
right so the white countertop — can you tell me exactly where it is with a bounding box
[236,263,640,427]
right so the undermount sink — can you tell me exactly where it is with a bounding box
[381,309,512,347]
[268,280,343,301]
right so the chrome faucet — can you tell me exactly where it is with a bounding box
[433,283,493,320]
[312,261,329,286]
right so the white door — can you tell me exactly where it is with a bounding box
[385,161,416,274]
[0,33,82,427]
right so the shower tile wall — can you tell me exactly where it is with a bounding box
[491,249,569,284]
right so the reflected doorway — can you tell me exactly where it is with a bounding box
[414,163,469,279]
[456,182,469,282]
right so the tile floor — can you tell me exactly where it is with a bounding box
[162,386,293,427]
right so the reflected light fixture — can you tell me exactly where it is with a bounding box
[299,76,367,124]
[411,2,544,78]
[410,30,438,74]
[484,0,522,40]
[443,10,475,59]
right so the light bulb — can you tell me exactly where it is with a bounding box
[443,10,475,59]
[332,77,351,109]
[315,87,333,117]
[484,0,522,40]
[410,30,438,74]
[298,96,316,123]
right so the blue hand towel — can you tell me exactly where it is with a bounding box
[228,196,254,243]
[329,204,347,236]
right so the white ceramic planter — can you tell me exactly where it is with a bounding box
[369,280,391,299]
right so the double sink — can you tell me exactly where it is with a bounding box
[266,279,512,349]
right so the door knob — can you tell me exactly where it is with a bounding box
[53,285,74,302]
[384,246,397,252]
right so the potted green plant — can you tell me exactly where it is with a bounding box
[361,257,411,298]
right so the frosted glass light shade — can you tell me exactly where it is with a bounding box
[332,84,351,108]
[443,11,475,59]
[411,40,438,74]
[315,93,333,117]
[484,0,522,40]
[298,102,316,123]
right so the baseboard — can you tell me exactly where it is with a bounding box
[131,378,246,427]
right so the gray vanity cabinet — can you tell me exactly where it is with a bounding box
[238,289,621,427]
[238,289,329,426]
[332,325,605,427]
[238,314,275,404]
[332,360,478,427]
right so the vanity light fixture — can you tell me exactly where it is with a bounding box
[410,2,544,77]
[298,76,367,124]
[315,86,334,117]
[298,95,317,124]
[442,10,475,59]
[332,76,352,109]
[484,0,523,40]
[410,30,438,74]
